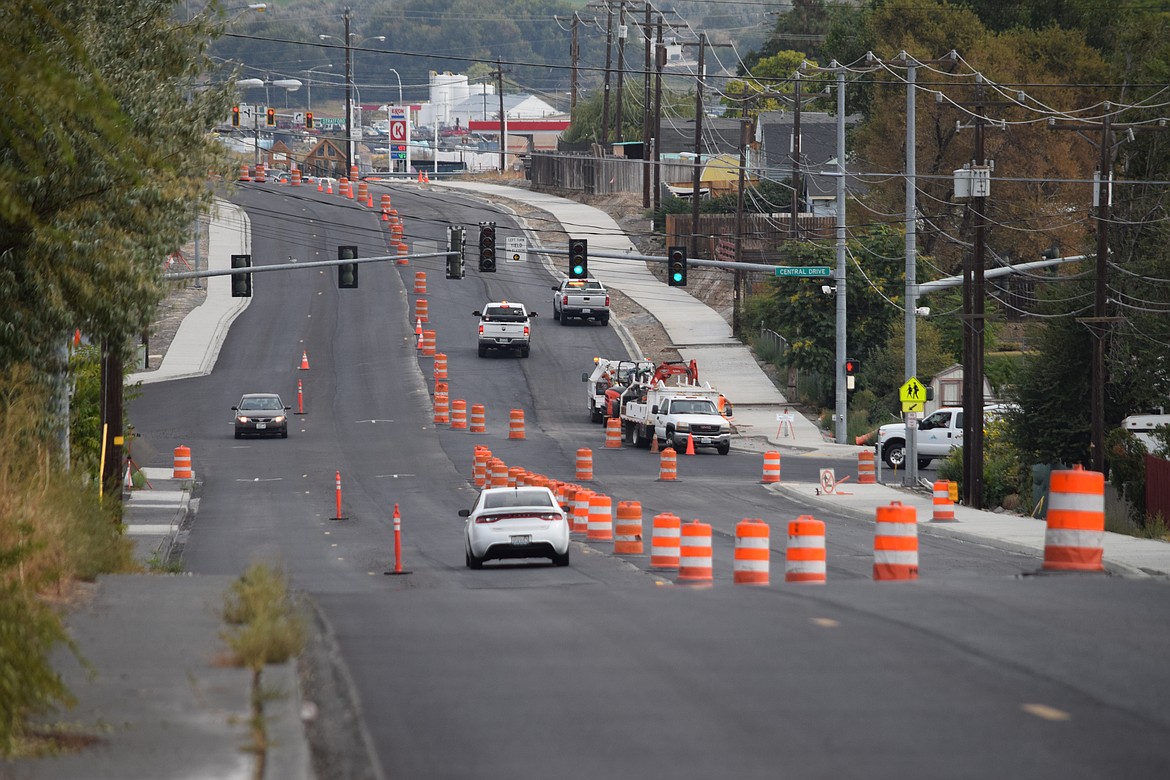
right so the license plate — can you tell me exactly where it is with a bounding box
[256,423,267,429]
[699,437,711,444]
[582,308,592,313]
[510,535,531,546]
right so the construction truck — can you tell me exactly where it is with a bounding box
[617,380,732,455]
[582,358,656,423]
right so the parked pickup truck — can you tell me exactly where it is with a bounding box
[877,407,965,468]
[474,301,537,358]
[552,278,610,325]
[620,383,732,455]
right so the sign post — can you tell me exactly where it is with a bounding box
[388,105,409,174]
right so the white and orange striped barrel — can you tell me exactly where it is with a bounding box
[650,513,681,570]
[489,458,508,488]
[472,446,491,488]
[450,399,467,430]
[433,353,448,382]
[414,271,427,294]
[414,297,428,323]
[357,180,369,202]
[571,489,592,534]
[469,403,486,434]
[1043,466,1105,572]
[349,164,359,181]
[254,162,266,183]
[421,330,436,357]
[508,466,524,488]
[338,176,349,196]
[873,501,918,581]
[785,516,826,583]
[238,163,251,181]
[678,521,713,585]
[586,493,613,541]
[508,409,525,440]
[559,484,576,514]
[380,193,392,213]
[433,389,449,425]
[614,501,643,555]
[658,447,677,481]
[575,448,593,481]
[733,518,770,586]
[931,480,956,522]
[857,450,876,484]
[604,417,622,448]
[172,445,193,479]
[761,450,781,483]
[291,168,302,186]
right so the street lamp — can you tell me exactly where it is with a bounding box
[387,68,403,104]
[304,64,333,112]
[236,77,302,164]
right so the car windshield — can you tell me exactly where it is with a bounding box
[671,400,717,415]
[482,490,555,509]
[483,306,527,322]
[240,397,282,411]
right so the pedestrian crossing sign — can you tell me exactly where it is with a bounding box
[899,377,926,412]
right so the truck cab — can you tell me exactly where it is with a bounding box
[474,302,536,358]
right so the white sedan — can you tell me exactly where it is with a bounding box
[461,487,570,568]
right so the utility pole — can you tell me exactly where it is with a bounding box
[904,62,920,487]
[652,18,664,212]
[600,6,614,148]
[733,117,751,336]
[344,7,353,174]
[614,1,626,143]
[962,76,987,507]
[497,59,506,172]
[790,71,802,240]
[1089,109,1112,473]
[641,3,652,209]
[570,13,579,111]
[833,65,849,447]
[689,32,706,258]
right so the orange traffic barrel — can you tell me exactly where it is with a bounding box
[433,389,449,425]
[357,180,369,202]
[1042,466,1105,572]
[857,450,876,484]
[586,493,613,541]
[733,518,770,586]
[172,445,193,479]
[873,501,918,581]
[658,447,677,481]
[604,417,623,448]
[761,450,781,483]
[678,521,713,585]
[433,353,448,382]
[396,241,410,265]
[254,162,266,183]
[614,501,644,555]
[650,513,681,570]
[421,330,436,357]
[415,297,428,323]
[931,480,956,522]
[508,466,524,488]
[414,271,427,294]
[291,168,302,186]
[450,399,467,430]
[338,176,349,196]
[350,164,359,181]
[508,409,526,440]
[575,448,593,480]
[472,447,491,488]
[785,516,826,583]
[571,489,592,534]
[238,163,251,181]
[469,403,487,434]
[380,193,392,213]
[489,458,508,488]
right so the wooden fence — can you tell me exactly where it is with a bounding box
[528,152,695,196]
[1146,454,1170,523]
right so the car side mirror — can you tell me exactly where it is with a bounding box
[458,509,471,517]
[651,405,659,415]
[529,311,539,317]
[284,406,292,411]
[552,285,559,291]
[231,406,238,411]
[472,310,482,317]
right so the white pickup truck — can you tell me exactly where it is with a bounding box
[621,384,732,455]
[474,301,536,358]
[552,278,610,325]
[877,407,964,468]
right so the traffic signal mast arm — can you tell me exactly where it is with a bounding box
[161,250,457,281]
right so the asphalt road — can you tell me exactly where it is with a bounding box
[129,186,1170,779]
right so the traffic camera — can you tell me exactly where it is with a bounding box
[667,246,687,287]
[447,225,466,279]
[230,254,252,298]
[337,245,359,288]
[478,222,496,272]
[568,238,588,279]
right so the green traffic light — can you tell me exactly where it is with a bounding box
[672,272,683,282]
[573,265,584,275]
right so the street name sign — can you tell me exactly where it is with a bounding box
[774,266,832,278]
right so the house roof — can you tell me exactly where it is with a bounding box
[656,117,744,156]
[757,111,862,199]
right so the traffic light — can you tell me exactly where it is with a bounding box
[231,106,240,127]
[478,222,496,272]
[305,111,314,130]
[266,107,276,127]
[230,254,252,298]
[568,238,588,279]
[667,246,687,287]
[446,226,465,279]
[337,245,359,289]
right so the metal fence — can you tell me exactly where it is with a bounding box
[528,152,695,196]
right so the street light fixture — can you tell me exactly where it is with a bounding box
[236,77,302,164]
[319,23,385,174]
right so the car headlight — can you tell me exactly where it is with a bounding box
[237,415,249,423]
[675,423,690,433]
[274,415,285,423]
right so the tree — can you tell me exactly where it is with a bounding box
[721,51,831,118]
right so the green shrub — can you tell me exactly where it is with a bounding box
[222,562,305,670]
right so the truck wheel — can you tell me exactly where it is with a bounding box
[918,458,932,469]
[520,346,530,358]
[632,424,646,449]
[590,403,603,423]
[883,440,906,468]
[716,441,730,455]
[600,314,610,326]
[553,307,560,321]
[478,345,487,358]
[559,314,569,326]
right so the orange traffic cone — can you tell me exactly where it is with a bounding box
[423,171,430,184]
[299,351,310,370]
[367,194,374,208]
[326,180,333,194]
[685,434,696,456]
[417,170,423,184]
[650,434,659,454]
[382,211,389,221]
